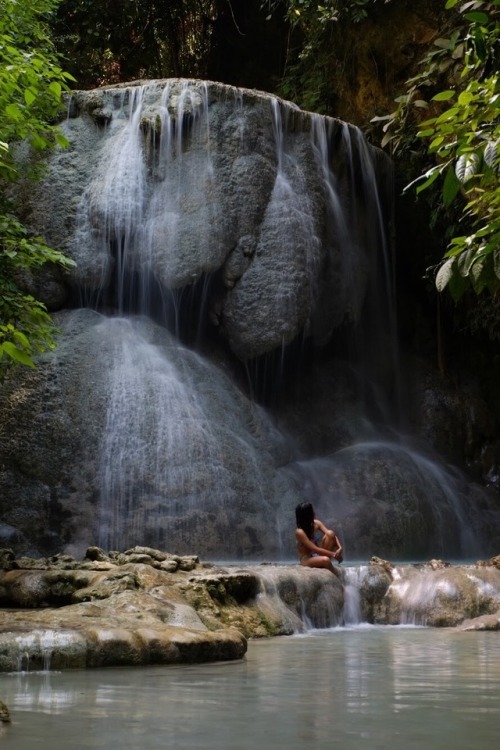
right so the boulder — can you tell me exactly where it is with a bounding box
[359,557,500,627]
[0,548,345,671]
[1,549,499,673]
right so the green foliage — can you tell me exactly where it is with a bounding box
[262,0,395,112]
[262,0,391,25]
[378,0,500,301]
[0,0,74,174]
[0,214,74,369]
[51,0,221,87]
[0,0,75,373]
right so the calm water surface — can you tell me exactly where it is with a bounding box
[1,626,499,750]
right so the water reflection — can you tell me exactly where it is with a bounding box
[1,628,499,749]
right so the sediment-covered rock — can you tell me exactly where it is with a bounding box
[0,546,344,671]
[1,548,500,672]
[360,556,500,627]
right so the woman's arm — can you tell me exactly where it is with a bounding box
[314,519,331,536]
[314,519,343,559]
[332,533,343,560]
[296,528,337,558]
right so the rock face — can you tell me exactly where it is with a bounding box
[1,548,499,673]
[0,546,345,671]
[2,78,499,560]
[17,80,383,359]
[358,556,500,628]
[0,310,298,558]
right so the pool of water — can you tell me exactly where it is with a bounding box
[1,625,499,749]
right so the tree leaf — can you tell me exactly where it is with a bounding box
[415,168,441,194]
[13,330,31,349]
[448,271,468,301]
[435,257,456,292]
[48,81,62,99]
[5,103,22,120]
[430,135,445,149]
[464,12,489,23]
[494,249,500,281]
[1,342,36,368]
[432,90,456,101]
[484,139,499,169]
[455,152,480,183]
[458,90,474,106]
[24,88,36,106]
[469,258,487,294]
[442,166,461,206]
[55,132,70,148]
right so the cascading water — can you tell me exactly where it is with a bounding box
[91,313,284,556]
[284,440,487,560]
[96,318,233,551]
[1,78,498,561]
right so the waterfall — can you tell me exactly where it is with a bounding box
[13,631,76,673]
[342,567,365,625]
[94,315,281,556]
[253,564,344,631]
[2,78,498,561]
[285,440,485,560]
[309,115,365,334]
[51,82,500,560]
[96,318,233,551]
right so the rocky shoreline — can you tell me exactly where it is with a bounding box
[0,546,499,680]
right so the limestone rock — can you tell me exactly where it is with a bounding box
[372,563,500,627]
[16,80,373,358]
[1,555,500,672]
[458,611,500,631]
[2,79,499,563]
[0,556,345,671]
[0,700,10,723]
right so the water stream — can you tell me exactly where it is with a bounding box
[68,80,492,560]
[1,628,499,749]
[3,78,498,561]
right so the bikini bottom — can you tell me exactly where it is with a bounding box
[299,553,319,563]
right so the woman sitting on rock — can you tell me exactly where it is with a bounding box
[295,502,343,575]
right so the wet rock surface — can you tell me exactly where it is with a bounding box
[2,79,499,563]
[1,548,499,673]
[0,545,344,671]
[362,555,500,628]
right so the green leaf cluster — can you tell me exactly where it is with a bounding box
[261,0,395,114]
[380,0,500,301]
[1,0,75,374]
[262,0,391,26]
[0,214,74,369]
[51,0,221,88]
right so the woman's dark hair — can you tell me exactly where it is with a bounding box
[295,502,315,539]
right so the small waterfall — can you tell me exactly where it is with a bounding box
[287,440,485,560]
[342,566,366,625]
[264,100,322,342]
[253,565,344,632]
[96,317,234,552]
[75,81,217,333]
[389,571,446,626]
[340,123,399,422]
[13,630,74,673]
[309,115,365,332]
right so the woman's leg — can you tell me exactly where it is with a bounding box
[321,531,336,551]
[302,555,338,576]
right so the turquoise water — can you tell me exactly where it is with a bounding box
[1,626,499,749]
